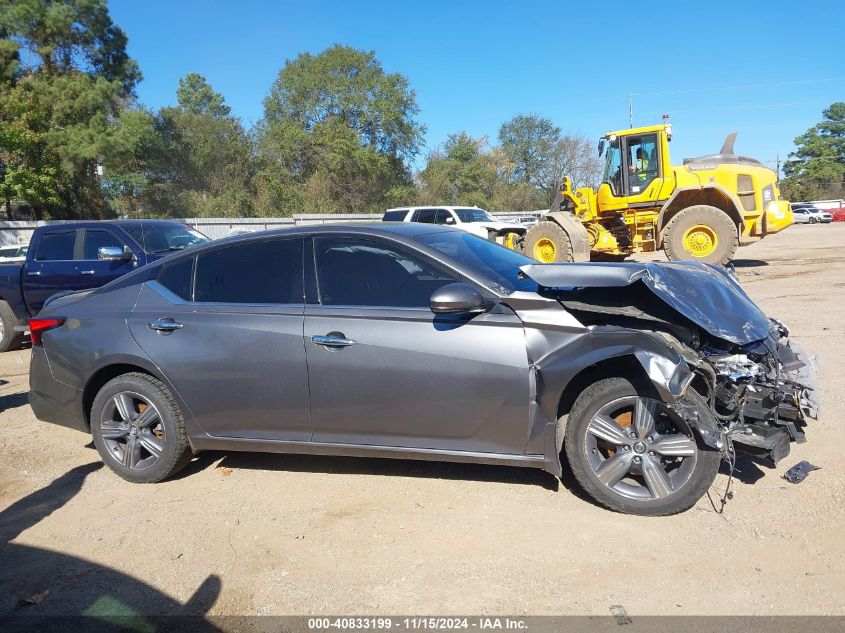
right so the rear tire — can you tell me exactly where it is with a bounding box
[0,300,24,353]
[662,204,739,265]
[564,377,720,516]
[91,372,192,483]
[524,221,574,263]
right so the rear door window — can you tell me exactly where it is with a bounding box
[412,209,437,224]
[157,257,194,301]
[35,230,77,261]
[194,239,304,304]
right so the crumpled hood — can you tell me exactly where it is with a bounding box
[519,261,771,345]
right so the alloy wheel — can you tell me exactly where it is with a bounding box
[99,391,165,471]
[583,395,698,501]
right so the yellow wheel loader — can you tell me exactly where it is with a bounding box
[519,124,793,265]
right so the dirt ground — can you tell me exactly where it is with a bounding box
[1,222,843,621]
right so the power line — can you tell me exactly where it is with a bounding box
[639,99,833,118]
[631,77,845,97]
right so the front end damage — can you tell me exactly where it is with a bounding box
[519,261,820,467]
[669,321,819,465]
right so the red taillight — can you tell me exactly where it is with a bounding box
[29,317,65,346]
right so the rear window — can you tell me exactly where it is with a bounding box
[382,210,408,222]
[35,231,76,261]
[194,239,303,304]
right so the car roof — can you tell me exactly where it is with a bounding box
[102,223,510,298]
[166,222,466,257]
[384,206,485,212]
[111,219,193,229]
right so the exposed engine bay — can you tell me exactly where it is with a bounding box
[519,261,820,466]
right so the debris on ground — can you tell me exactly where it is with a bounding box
[610,604,632,625]
[783,460,821,484]
[17,590,49,607]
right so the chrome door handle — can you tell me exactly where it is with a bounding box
[311,334,356,347]
[148,318,183,332]
[80,270,95,275]
[26,271,42,276]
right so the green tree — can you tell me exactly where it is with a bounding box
[781,103,845,201]
[498,114,601,206]
[117,74,254,218]
[0,0,140,218]
[498,114,561,187]
[176,72,231,118]
[418,133,497,206]
[259,44,424,213]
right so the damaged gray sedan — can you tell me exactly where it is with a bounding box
[28,224,819,515]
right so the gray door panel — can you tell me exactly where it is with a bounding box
[128,283,310,441]
[305,305,531,454]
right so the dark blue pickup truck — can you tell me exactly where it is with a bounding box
[0,220,208,351]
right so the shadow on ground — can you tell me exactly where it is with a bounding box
[0,391,29,413]
[182,450,562,492]
[731,259,770,268]
[0,462,221,630]
[719,454,772,485]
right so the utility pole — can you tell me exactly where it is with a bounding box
[776,153,781,183]
[628,93,634,128]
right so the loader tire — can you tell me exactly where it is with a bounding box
[524,221,574,263]
[662,205,739,265]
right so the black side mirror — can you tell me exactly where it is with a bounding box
[430,283,486,315]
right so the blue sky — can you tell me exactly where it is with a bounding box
[110,0,844,172]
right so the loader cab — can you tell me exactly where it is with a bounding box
[602,133,660,196]
[598,125,674,210]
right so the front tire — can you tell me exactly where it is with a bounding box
[91,372,192,483]
[662,204,739,265]
[524,221,574,263]
[809,217,817,224]
[564,377,720,516]
[0,300,24,353]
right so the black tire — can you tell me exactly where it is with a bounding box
[662,204,739,265]
[524,221,574,263]
[809,216,817,224]
[91,372,192,483]
[0,300,25,353]
[564,377,720,516]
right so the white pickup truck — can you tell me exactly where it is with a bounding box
[382,206,526,241]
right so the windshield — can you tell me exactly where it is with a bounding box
[416,231,537,295]
[454,208,495,223]
[601,138,623,195]
[123,223,209,254]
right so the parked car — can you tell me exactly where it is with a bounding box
[0,220,208,352]
[790,204,833,224]
[28,224,818,516]
[0,245,28,262]
[382,206,526,240]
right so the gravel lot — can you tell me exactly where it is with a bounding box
[1,223,843,621]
